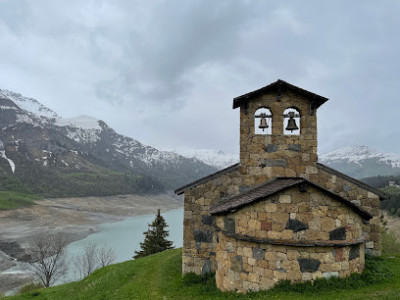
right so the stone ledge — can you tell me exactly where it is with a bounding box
[219,230,368,247]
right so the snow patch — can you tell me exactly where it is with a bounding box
[166,147,239,169]
[56,115,101,130]
[0,150,15,173]
[0,89,58,119]
[320,145,400,169]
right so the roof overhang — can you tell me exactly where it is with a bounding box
[233,79,329,110]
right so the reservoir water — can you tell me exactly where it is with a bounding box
[63,207,183,282]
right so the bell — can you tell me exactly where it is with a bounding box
[285,112,299,131]
[258,117,268,131]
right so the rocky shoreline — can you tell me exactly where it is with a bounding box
[0,192,183,295]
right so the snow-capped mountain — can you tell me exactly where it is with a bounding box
[319,145,400,178]
[168,147,239,170]
[0,89,217,196]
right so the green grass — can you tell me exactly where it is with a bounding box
[0,191,42,210]
[5,248,400,300]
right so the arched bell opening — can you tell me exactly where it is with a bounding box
[283,107,301,136]
[254,107,272,135]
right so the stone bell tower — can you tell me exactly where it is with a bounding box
[233,79,328,187]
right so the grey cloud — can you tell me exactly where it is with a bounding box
[0,0,399,154]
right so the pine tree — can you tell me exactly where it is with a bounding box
[133,209,174,259]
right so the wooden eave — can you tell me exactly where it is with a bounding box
[232,79,328,110]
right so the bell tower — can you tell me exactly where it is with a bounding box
[232,79,328,186]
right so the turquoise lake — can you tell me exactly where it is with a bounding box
[64,207,183,282]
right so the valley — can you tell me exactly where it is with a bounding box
[0,192,183,294]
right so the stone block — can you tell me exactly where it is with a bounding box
[201,259,212,275]
[271,212,289,224]
[321,217,336,232]
[329,227,346,240]
[248,272,260,283]
[265,203,278,212]
[285,219,308,232]
[349,245,360,260]
[226,242,235,253]
[333,248,344,262]
[193,230,212,243]
[253,248,266,260]
[298,258,321,272]
[202,215,215,225]
[306,166,318,174]
[224,218,235,234]
[289,144,301,152]
[287,250,300,261]
[261,221,272,231]
[281,230,294,239]
[268,231,282,239]
[260,159,287,167]
[279,194,292,203]
[302,272,313,281]
[243,247,252,258]
[265,252,276,261]
[266,144,278,152]
[273,270,287,280]
[308,218,321,230]
[322,271,339,279]
[248,257,256,266]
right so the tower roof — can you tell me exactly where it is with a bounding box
[233,79,329,110]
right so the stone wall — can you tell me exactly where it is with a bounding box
[216,234,364,293]
[182,168,242,275]
[214,186,366,293]
[215,186,364,243]
[310,167,381,255]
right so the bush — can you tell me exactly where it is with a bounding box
[381,228,400,256]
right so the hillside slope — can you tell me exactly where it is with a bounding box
[6,248,400,300]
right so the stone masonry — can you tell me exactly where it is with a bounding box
[175,79,386,292]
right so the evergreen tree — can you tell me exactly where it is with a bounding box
[133,209,174,259]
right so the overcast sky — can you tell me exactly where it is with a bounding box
[0,0,399,154]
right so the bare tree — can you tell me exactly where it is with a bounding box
[98,245,116,268]
[74,242,98,279]
[29,232,69,287]
[74,243,116,279]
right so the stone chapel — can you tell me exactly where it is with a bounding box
[175,79,387,293]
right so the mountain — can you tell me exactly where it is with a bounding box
[167,147,239,170]
[0,89,217,197]
[175,144,400,180]
[319,145,400,179]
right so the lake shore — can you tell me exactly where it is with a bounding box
[0,192,183,295]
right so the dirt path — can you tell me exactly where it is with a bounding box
[0,192,182,295]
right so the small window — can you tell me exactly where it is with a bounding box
[283,108,300,135]
[254,107,272,135]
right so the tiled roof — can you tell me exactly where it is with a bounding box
[233,79,328,110]
[210,177,373,220]
[174,163,241,195]
[316,163,389,200]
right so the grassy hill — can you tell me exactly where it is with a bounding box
[4,244,400,300]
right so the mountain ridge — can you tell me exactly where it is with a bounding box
[174,145,400,179]
[0,88,217,197]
